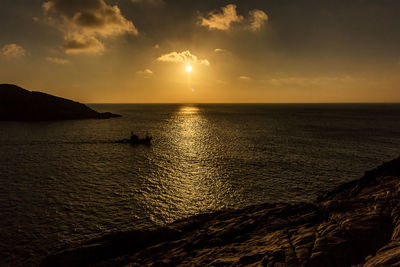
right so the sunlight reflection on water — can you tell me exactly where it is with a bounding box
[143,105,232,225]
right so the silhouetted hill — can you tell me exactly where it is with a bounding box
[0,84,120,121]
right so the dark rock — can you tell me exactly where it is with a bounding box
[0,84,121,121]
[41,156,400,266]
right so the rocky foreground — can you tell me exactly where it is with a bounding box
[42,157,400,266]
[0,84,120,121]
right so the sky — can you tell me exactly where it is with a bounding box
[1,0,400,103]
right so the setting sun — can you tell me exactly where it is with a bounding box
[185,65,193,73]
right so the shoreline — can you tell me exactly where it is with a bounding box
[41,156,400,266]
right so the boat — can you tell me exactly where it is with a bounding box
[116,132,152,145]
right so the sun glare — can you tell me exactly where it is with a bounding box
[185,65,193,73]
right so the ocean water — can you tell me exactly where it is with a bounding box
[1,103,400,266]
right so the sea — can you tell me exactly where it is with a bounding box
[1,103,400,266]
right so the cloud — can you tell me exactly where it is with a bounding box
[131,0,163,5]
[214,48,227,53]
[157,50,210,66]
[199,4,243,31]
[46,56,70,64]
[263,76,358,88]
[199,4,268,32]
[43,0,138,54]
[249,10,268,31]
[1,44,26,58]
[216,79,228,84]
[137,69,154,76]
[239,76,252,81]
[62,34,105,54]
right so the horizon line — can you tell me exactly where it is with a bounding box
[86,102,400,105]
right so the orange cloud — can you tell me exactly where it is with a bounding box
[249,10,268,31]
[157,50,210,66]
[1,44,26,58]
[137,69,154,75]
[214,48,227,53]
[199,4,243,30]
[45,56,70,64]
[239,76,252,81]
[199,4,268,32]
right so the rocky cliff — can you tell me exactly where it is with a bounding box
[41,157,400,266]
[0,84,120,121]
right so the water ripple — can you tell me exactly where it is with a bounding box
[1,104,400,265]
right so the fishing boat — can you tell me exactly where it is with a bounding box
[116,132,152,145]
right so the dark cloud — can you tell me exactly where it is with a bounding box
[43,0,104,18]
[62,35,104,54]
[43,0,138,54]
[131,0,164,5]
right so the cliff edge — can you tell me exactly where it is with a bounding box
[41,157,400,266]
[0,84,120,121]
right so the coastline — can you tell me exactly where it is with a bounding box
[41,156,400,266]
[0,84,121,121]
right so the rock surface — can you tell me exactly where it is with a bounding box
[0,84,120,121]
[41,157,400,266]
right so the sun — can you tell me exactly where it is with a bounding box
[185,65,193,73]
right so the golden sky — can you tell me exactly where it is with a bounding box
[1,0,400,103]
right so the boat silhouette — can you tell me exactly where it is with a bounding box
[116,132,152,145]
